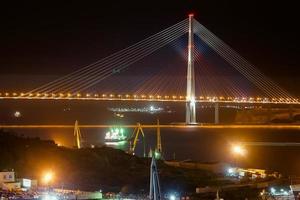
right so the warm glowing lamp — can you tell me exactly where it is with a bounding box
[42,171,54,185]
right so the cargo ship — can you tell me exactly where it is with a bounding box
[104,128,127,145]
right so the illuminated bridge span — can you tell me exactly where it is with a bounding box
[0,92,299,105]
[2,14,299,123]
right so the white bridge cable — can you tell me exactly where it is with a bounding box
[49,31,183,93]
[149,42,187,96]
[195,54,242,97]
[97,64,159,94]
[154,21,272,98]
[134,64,184,96]
[55,26,187,93]
[193,20,281,98]
[72,29,187,92]
[195,45,227,97]
[38,23,187,93]
[195,30,280,99]
[195,21,294,99]
[194,50,220,97]
[28,19,188,94]
[194,41,252,97]
[194,23,281,99]
[93,38,186,95]
[158,40,187,96]
[194,20,294,100]
[133,39,188,96]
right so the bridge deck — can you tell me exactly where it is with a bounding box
[0,95,299,105]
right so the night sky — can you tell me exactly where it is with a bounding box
[0,1,299,95]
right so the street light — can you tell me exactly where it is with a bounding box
[231,144,247,168]
[169,195,176,200]
[42,171,54,185]
[231,144,246,156]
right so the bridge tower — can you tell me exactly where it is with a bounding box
[186,14,196,124]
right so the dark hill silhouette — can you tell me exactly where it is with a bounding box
[0,130,229,193]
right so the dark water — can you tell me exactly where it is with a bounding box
[1,100,300,176]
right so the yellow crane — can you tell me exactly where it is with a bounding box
[74,120,82,149]
[129,120,163,159]
[129,123,146,157]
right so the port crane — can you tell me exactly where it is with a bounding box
[129,120,163,159]
[128,123,146,157]
[74,120,82,149]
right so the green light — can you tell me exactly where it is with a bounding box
[117,141,127,146]
[105,127,127,141]
[154,151,161,159]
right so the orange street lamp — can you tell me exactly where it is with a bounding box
[231,144,246,156]
[42,170,54,185]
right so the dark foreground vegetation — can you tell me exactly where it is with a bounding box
[0,130,232,194]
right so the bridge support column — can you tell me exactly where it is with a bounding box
[186,14,196,124]
[214,102,219,124]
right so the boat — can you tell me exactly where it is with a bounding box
[104,128,127,145]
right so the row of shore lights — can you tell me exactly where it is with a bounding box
[0,92,298,102]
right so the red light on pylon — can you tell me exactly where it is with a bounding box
[188,13,194,17]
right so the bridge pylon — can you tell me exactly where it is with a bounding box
[186,14,196,124]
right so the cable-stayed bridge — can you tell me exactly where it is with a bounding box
[1,15,299,124]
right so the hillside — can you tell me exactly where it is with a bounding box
[0,130,229,194]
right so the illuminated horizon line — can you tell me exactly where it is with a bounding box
[0,124,299,129]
